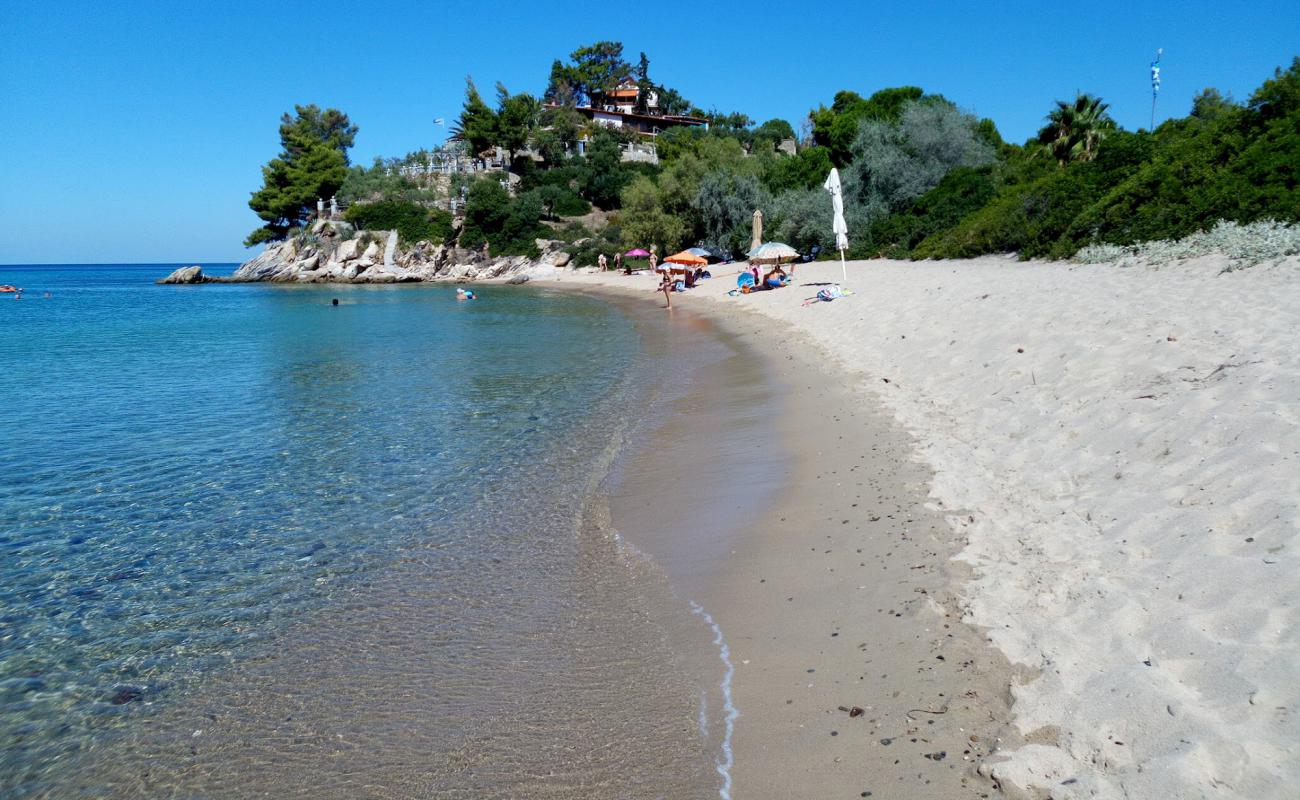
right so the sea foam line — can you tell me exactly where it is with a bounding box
[690,601,738,800]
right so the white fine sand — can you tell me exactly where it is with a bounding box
[544,255,1300,799]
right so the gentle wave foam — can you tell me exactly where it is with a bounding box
[690,601,738,800]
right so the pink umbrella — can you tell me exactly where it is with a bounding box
[624,248,651,257]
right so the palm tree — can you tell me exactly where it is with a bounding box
[1037,93,1115,164]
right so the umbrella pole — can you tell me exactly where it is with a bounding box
[839,248,847,284]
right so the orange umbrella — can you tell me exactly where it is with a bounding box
[664,250,708,266]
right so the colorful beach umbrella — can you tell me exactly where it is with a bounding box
[624,248,651,257]
[688,246,729,263]
[747,242,799,264]
[665,250,708,266]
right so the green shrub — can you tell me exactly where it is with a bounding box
[555,221,591,243]
[760,146,833,193]
[578,131,633,209]
[1065,83,1299,250]
[459,176,546,257]
[554,191,591,217]
[565,224,622,267]
[914,60,1299,260]
[519,184,591,219]
[695,171,771,252]
[519,164,583,193]
[866,166,996,258]
[914,130,1150,259]
[343,200,454,245]
[767,188,833,254]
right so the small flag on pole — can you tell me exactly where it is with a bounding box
[1149,49,1162,129]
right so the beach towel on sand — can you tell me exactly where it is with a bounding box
[803,284,851,306]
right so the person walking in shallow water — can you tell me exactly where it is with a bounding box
[658,271,674,309]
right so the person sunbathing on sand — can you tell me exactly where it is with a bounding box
[763,266,789,289]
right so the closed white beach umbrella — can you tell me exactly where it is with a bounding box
[823,167,849,283]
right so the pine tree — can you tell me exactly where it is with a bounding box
[453,77,498,156]
[245,105,356,246]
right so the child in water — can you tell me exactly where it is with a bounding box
[456,288,476,301]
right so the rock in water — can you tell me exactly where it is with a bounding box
[506,274,530,285]
[156,265,205,284]
[108,684,146,705]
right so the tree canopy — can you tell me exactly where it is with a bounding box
[543,40,697,117]
[1036,93,1115,164]
[549,41,631,107]
[453,77,497,156]
[810,86,927,166]
[494,83,540,162]
[246,104,356,246]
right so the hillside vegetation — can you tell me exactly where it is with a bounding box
[245,50,1299,265]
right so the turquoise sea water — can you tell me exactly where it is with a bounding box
[0,264,727,797]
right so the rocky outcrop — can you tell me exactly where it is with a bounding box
[220,232,576,285]
[156,265,208,284]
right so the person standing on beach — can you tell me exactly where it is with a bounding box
[598,253,607,271]
[649,252,658,273]
[658,270,672,308]
[614,252,623,273]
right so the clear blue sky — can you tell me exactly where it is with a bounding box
[2,0,1296,264]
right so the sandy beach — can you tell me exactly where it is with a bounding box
[536,254,1300,799]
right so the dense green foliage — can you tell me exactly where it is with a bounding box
[246,105,357,245]
[519,184,591,220]
[811,87,926,166]
[864,166,997,257]
[264,46,1299,268]
[918,57,1300,259]
[339,151,448,204]
[458,176,547,257]
[543,41,699,116]
[760,146,833,192]
[343,200,453,246]
[453,78,497,156]
[565,223,622,268]
[451,78,540,159]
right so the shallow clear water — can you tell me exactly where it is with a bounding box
[0,264,751,797]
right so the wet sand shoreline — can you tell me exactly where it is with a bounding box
[550,280,1019,798]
